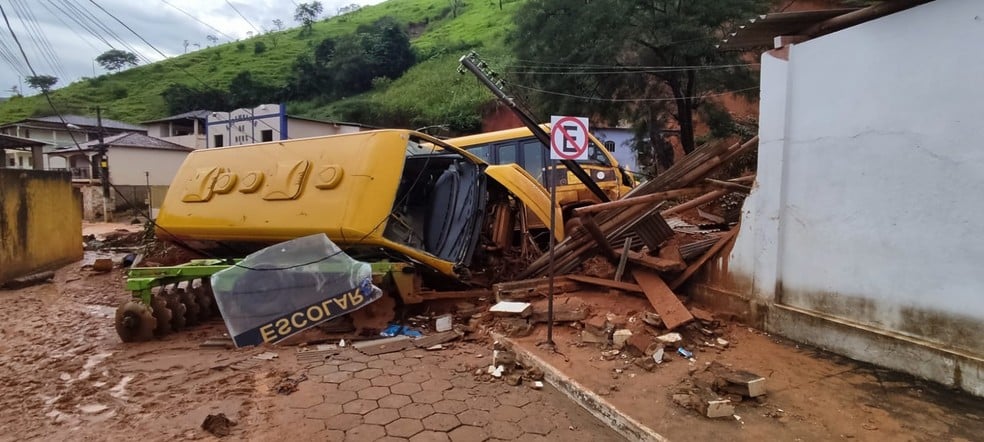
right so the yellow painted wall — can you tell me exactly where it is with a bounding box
[0,169,82,284]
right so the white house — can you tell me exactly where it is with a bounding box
[141,110,209,149]
[48,132,192,220]
[696,0,984,396]
[205,104,374,148]
[0,115,147,170]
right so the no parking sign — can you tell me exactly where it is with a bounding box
[549,116,590,161]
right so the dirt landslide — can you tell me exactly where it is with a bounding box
[0,262,284,441]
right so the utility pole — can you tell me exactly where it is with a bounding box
[95,107,111,222]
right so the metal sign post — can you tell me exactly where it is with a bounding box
[544,116,590,348]
[545,157,558,348]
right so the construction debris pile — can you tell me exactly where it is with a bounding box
[476,136,766,417]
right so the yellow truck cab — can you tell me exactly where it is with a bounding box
[446,124,635,220]
[155,130,561,285]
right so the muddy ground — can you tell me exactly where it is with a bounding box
[0,222,980,441]
[512,291,984,441]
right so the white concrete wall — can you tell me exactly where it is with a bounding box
[108,147,189,186]
[722,0,984,394]
[287,119,361,139]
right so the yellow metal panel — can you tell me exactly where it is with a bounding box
[485,164,564,241]
[156,130,410,244]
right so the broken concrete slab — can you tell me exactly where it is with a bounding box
[530,296,589,323]
[613,329,632,350]
[490,301,533,317]
[351,335,412,356]
[656,332,682,344]
[413,330,462,348]
[708,362,767,398]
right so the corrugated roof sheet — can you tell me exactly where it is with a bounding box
[140,110,211,124]
[718,8,860,50]
[0,133,45,149]
[52,132,192,153]
[6,115,147,132]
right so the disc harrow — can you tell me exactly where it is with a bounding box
[116,259,231,342]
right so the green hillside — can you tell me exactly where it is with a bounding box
[0,0,524,130]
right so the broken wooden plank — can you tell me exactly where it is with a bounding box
[572,186,712,216]
[669,227,740,290]
[579,215,619,262]
[630,269,694,330]
[704,178,752,193]
[352,336,412,356]
[566,274,643,293]
[614,238,632,282]
[493,277,580,301]
[616,248,686,273]
[413,330,462,348]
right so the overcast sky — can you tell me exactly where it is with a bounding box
[0,0,384,97]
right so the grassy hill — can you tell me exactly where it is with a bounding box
[0,0,525,129]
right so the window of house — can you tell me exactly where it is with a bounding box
[605,140,616,152]
[18,156,24,167]
[7,157,14,167]
[261,129,273,142]
[213,134,224,147]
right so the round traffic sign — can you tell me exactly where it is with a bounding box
[550,116,589,160]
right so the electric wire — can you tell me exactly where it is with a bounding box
[507,82,759,103]
[62,0,153,64]
[160,0,234,41]
[46,0,114,49]
[8,0,66,78]
[224,0,261,36]
[37,0,101,53]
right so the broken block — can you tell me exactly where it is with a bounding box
[490,301,532,317]
[92,258,114,273]
[581,328,608,344]
[624,332,651,356]
[656,332,683,344]
[612,329,632,349]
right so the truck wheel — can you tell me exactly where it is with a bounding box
[116,301,156,342]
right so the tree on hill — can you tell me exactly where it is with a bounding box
[161,83,228,115]
[294,2,324,36]
[283,17,414,100]
[96,49,139,73]
[25,75,57,92]
[513,0,768,173]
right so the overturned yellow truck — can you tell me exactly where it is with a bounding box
[116,130,561,341]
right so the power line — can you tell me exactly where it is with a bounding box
[501,64,760,76]
[38,0,102,53]
[507,82,759,103]
[61,0,153,64]
[8,0,66,78]
[225,0,261,36]
[160,0,234,41]
[46,0,114,49]
[86,0,288,139]
[86,0,208,85]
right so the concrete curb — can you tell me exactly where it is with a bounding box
[493,333,669,442]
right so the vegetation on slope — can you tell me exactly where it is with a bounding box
[0,0,523,131]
